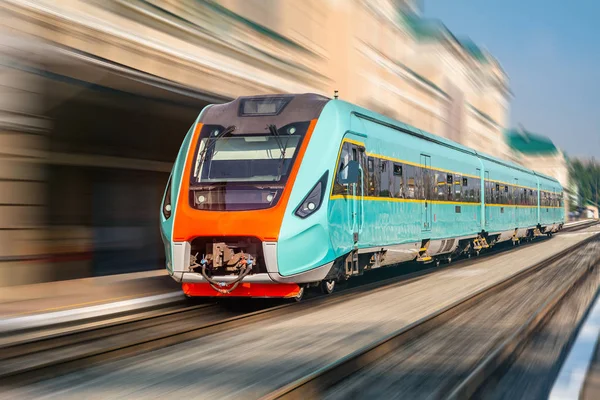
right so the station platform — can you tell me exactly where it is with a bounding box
[0,269,181,325]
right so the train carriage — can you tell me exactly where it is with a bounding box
[160,93,564,299]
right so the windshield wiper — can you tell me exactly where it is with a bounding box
[268,124,284,153]
[194,125,235,180]
[268,124,293,181]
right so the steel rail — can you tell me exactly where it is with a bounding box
[0,303,214,360]
[261,230,600,400]
[560,220,598,232]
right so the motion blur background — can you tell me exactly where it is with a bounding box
[0,0,593,286]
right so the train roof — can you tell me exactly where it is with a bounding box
[200,93,329,134]
[326,97,561,185]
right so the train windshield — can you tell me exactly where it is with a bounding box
[192,122,309,184]
[193,135,300,183]
[188,122,310,211]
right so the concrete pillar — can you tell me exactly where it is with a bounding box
[0,34,50,286]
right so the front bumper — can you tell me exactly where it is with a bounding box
[169,241,333,293]
[182,282,301,298]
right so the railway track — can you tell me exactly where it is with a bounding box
[561,219,598,232]
[261,228,600,400]
[0,221,595,389]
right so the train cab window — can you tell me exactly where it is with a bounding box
[332,143,352,195]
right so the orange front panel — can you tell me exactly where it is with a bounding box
[173,119,317,242]
[182,282,301,298]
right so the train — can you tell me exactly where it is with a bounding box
[160,93,564,300]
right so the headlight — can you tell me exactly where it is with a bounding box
[295,171,329,218]
[162,177,172,219]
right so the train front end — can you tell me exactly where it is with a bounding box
[160,94,334,299]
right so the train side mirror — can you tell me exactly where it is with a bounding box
[338,160,360,185]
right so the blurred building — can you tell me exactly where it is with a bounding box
[505,128,570,217]
[0,0,514,285]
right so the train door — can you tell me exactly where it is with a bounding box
[354,145,366,244]
[345,142,365,244]
[476,168,481,228]
[514,178,519,228]
[420,154,432,231]
[485,171,490,227]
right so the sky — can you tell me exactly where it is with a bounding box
[424,0,600,159]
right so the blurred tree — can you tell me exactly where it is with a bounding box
[569,158,600,208]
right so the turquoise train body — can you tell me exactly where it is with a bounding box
[160,93,564,298]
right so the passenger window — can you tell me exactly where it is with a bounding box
[485,180,493,204]
[379,161,391,197]
[393,164,402,176]
[437,173,446,200]
[367,157,377,197]
[454,174,462,201]
[467,178,475,202]
[394,163,404,198]
[405,165,416,199]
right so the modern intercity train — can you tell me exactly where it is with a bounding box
[160,93,564,300]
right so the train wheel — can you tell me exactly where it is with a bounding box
[320,280,336,295]
[293,286,305,302]
[446,256,452,264]
[435,258,441,267]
